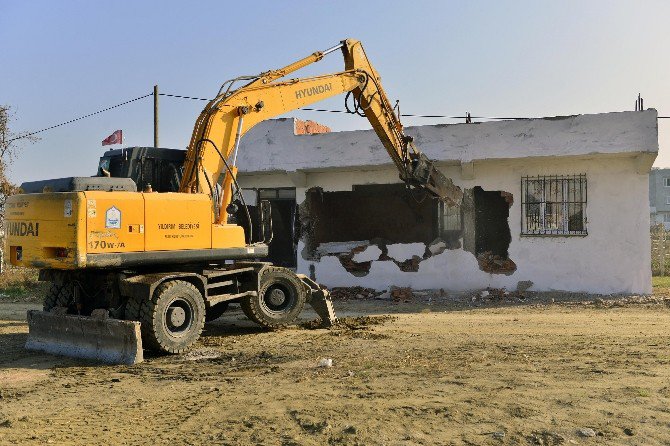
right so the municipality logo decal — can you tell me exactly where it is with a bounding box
[105,206,121,229]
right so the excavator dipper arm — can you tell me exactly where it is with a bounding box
[179,39,463,223]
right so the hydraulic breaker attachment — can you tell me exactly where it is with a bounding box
[401,152,463,206]
[297,274,336,326]
[25,310,143,365]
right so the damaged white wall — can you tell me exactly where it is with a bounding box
[237,110,658,295]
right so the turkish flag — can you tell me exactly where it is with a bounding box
[102,130,123,146]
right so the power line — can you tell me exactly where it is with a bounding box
[159,92,670,120]
[157,93,529,120]
[159,93,209,101]
[7,93,153,143]
[9,90,670,144]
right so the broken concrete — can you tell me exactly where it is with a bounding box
[294,119,331,135]
[314,241,368,258]
[476,251,517,275]
[516,280,534,293]
[352,245,382,263]
[299,182,516,277]
[386,243,426,262]
[427,238,448,256]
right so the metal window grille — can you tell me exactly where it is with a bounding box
[438,201,462,233]
[521,175,587,236]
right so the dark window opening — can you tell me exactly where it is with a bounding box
[237,188,297,268]
[474,186,512,258]
[462,187,516,275]
[300,184,438,257]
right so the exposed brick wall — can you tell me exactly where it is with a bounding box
[294,119,331,135]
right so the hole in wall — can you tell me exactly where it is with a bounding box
[470,186,516,275]
[298,183,516,276]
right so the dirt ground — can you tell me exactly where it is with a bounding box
[1,291,670,445]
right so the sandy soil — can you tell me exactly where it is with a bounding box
[1,294,670,445]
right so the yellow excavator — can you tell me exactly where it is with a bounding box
[5,39,462,364]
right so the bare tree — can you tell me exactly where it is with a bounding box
[0,105,39,242]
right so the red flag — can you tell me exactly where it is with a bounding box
[102,130,123,146]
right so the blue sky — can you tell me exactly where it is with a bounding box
[2,0,670,183]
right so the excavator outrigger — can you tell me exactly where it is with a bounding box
[5,39,462,364]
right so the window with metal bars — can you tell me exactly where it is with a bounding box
[521,175,587,236]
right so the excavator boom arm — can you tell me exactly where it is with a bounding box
[179,39,462,221]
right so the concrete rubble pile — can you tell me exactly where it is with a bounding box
[329,285,418,302]
[389,286,414,302]
[329,286,383,300]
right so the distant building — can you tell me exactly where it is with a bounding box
[649,168,670,228]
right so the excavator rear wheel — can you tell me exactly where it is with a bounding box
[137,280,205,354]
[241,267,306,328]
[43,282,75,313]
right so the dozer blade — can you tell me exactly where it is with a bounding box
[25,310,143,365]
[297,274,337,326]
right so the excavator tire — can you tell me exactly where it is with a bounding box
[43,282,75,313]
[137,280,205,354]
[241,267,306,328]
[124,295,141,320]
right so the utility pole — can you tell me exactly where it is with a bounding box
[153,85,159,148]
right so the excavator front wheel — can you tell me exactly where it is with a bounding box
[241,267,306,328]
[137,280,205,354]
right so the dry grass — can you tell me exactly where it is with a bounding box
[0,266,45,302]
[652,275,670,289]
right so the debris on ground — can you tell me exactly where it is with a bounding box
[577,428,596,437]
[181,349,222,361]
[527,430,566,445]
[334,315,396,330]
[473,287,525,302]
[2,297,670,443]
[390,286,414,302]
[516,280,533,293]
[317,358,333,368]
[301,315,396,331]
[492,431,505,440]
[329,285,435,303]
[329,286,384,301]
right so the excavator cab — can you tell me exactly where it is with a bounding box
[97,147,185,193]
[19,147,186,195]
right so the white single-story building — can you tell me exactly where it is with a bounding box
[235,110,658,294]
